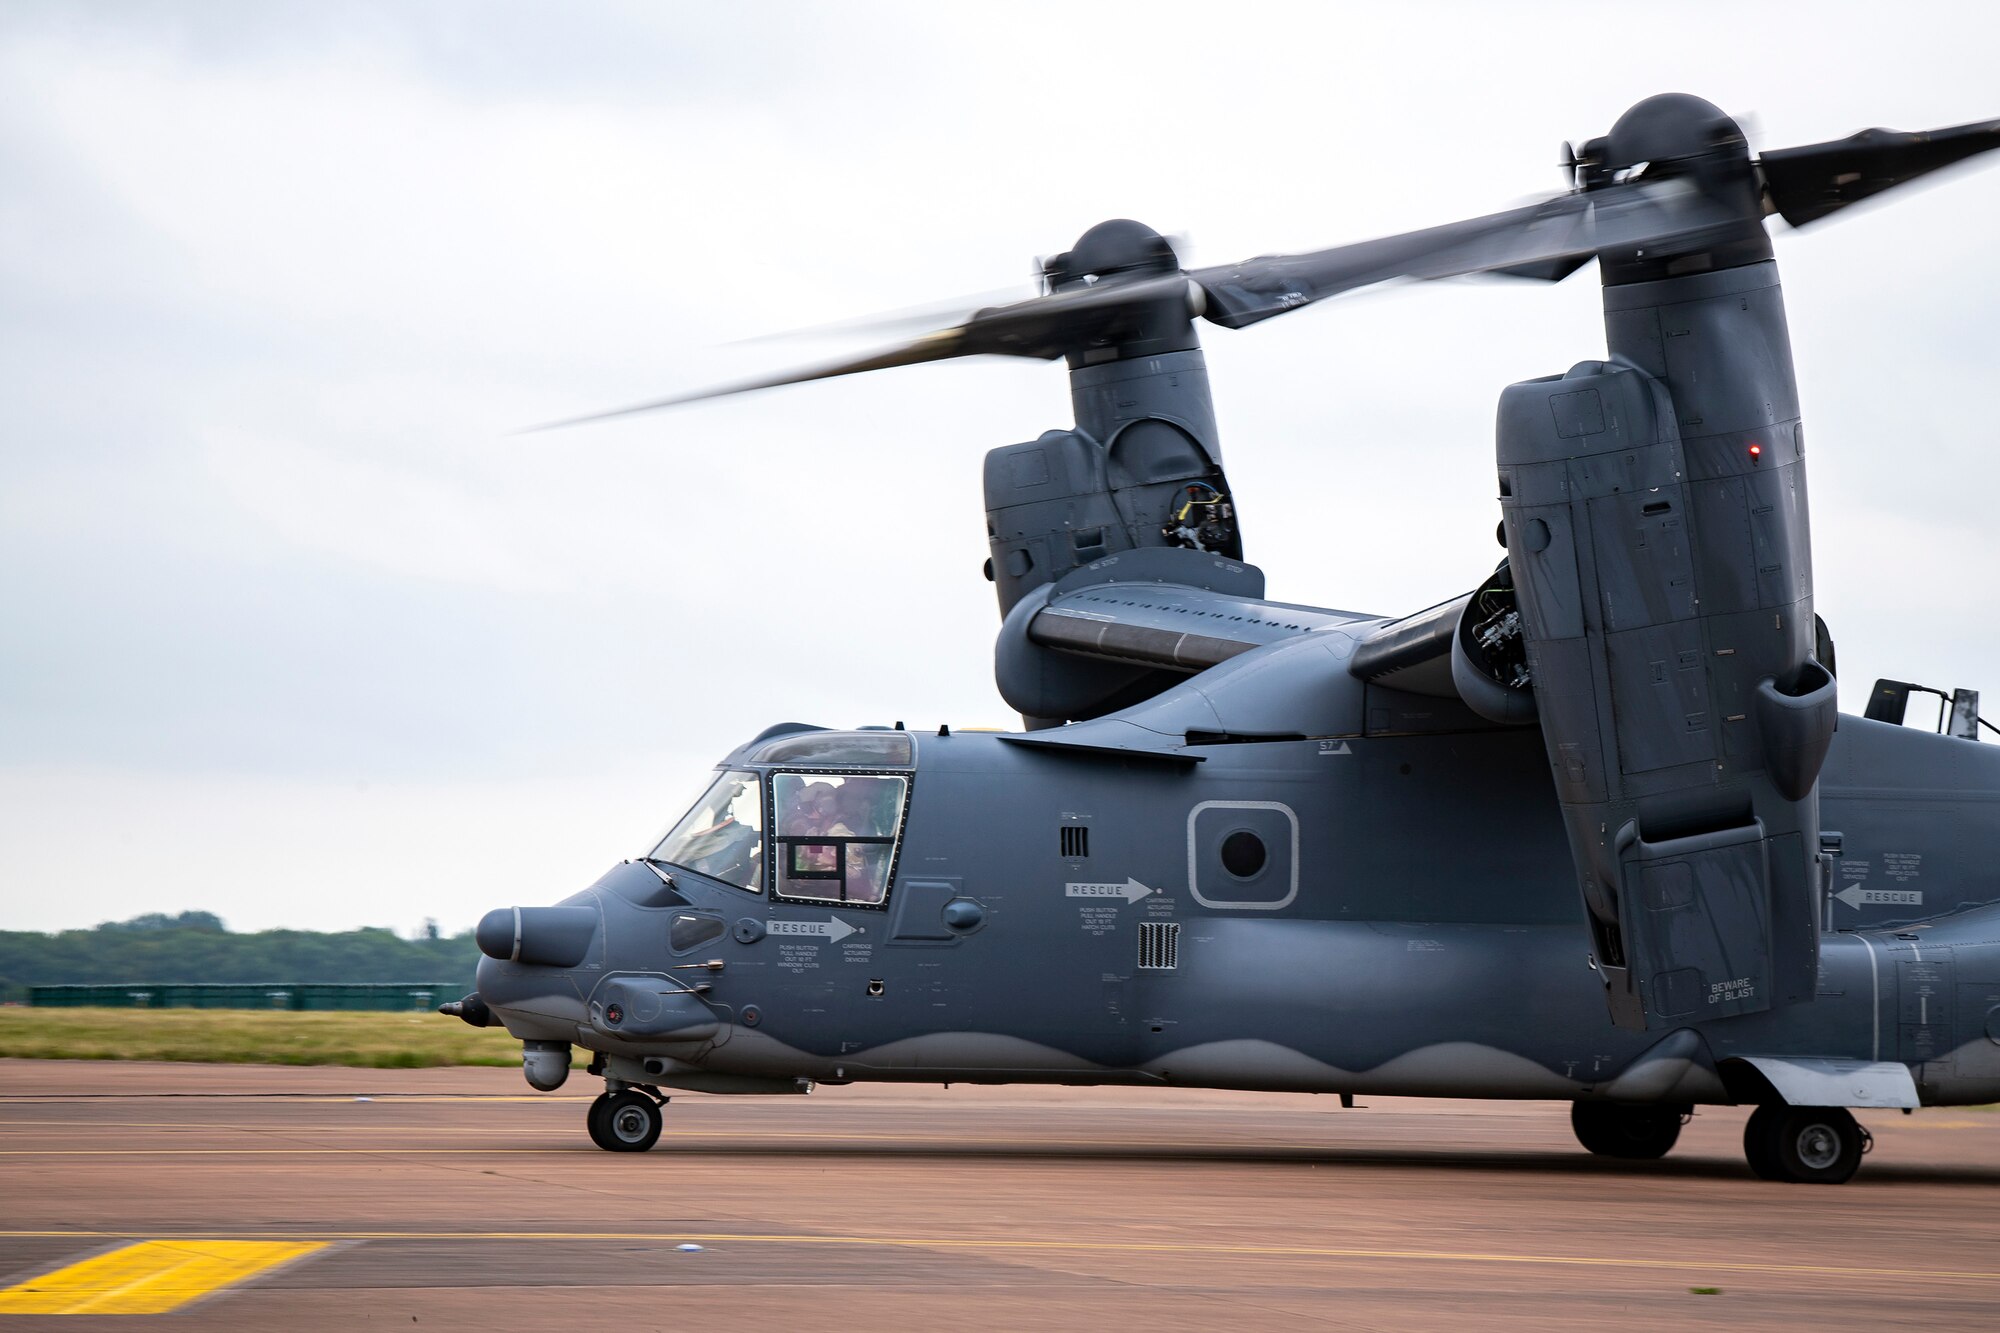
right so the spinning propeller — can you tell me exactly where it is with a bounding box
[533,96,2000,430]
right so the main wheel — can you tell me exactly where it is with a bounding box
[586,1091,615,1150]
[1742,1106,1778,1180]
[1570,1102,1685,1159]
[1743,1105,1865,1184]
[596,1089,663,1153]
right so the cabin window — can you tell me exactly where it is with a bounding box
[648,770,765,893]
[1220,830,1266,878]
[771,771,908,907]
[669,913,726,953]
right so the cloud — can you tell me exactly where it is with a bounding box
[203,429,554,593]
[4,1,1998,931]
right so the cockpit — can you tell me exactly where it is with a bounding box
[643,730,914,907]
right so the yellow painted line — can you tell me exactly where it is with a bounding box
[0,1124,1333,1152]
[0,1240,325,1315]
[0,1120,556,1128]
[286,1088,588,1096]
[0,1122,986,1135]
[0,1130,1310,1154]
[0,1125,1263,1147]
[0,1096,593,1106]
[0,1230,1994,1286]
[0,1123,1985,1159]
[0,1144,572,1152]
[0,1138,1270,1155]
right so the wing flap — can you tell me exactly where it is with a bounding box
[1028,581,1362,674]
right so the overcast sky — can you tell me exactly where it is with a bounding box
[3,2,1996,936]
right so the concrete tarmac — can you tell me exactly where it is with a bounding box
[2,1058,1998,1329]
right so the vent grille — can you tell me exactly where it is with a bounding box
[1060,825,1090,858]
[1137,921,1180,970]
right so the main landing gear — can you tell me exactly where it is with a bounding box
[1569,1102,1687,1159]
[1743,1104,1871,1184]
[588,1086,666,1152]
[1571,1100,1874,1182]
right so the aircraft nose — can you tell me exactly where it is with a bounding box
[474,905,599,968]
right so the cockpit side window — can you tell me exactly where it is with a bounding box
[648,770,764,893]
[770,771,908,907]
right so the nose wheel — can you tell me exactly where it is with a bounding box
[587,1088,665,1152]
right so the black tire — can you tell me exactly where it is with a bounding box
[1743,1105,1863,1184]
[586,1092,615,1150]
[1570,1102,1685,1159]
[597,1089,663,1153]
[1742,1106,1781,1180]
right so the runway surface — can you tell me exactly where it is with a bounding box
[2,1059,1998,1329]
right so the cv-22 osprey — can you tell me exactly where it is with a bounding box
[446,95,2000,1183]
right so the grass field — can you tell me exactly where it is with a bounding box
[0,1007,551,1068]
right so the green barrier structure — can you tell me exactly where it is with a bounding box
[27,983,457,1011]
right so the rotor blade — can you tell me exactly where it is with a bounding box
[947,272,1195,357]
[1758,117,2000,228]
[1489,254,1595,282]
[519,329,968,431]
[521,273,1193,431]
[1190,178,1742,330]
[726,283,1039,345]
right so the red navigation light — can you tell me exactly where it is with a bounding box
[1748,443,1763,460]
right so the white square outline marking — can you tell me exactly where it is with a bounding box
[1186,799,1299,911]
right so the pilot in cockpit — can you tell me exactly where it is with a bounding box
[678,794,762,886]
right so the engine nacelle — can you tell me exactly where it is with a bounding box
[1498,262,1835,1030]
[992,549,1292,725]
[1450,562,1539,726]
[983,350,1241,621]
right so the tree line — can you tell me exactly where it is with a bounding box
[0,912,479,1003]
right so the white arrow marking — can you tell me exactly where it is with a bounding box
[1834,886,1924,909]
[1066,878,1155,904]
[768,916,862,942]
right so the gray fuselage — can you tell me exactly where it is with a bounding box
[477,643,2000,1110]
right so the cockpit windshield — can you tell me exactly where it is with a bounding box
[648,770,764,892]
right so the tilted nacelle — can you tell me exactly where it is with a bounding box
[982,346,1248,726]
[1493,262,1837,1030]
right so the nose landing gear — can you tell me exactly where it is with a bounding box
[588,1087,666,1152]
